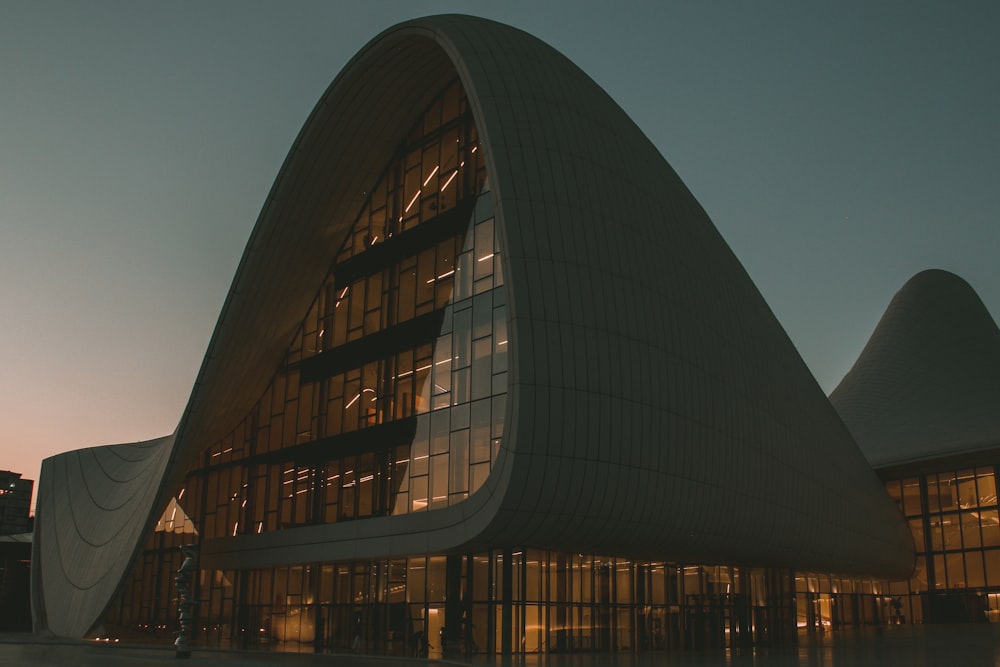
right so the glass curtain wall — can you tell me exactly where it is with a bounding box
[795,467,1000,631]
[882,466,1000,623]
[183,550,793,657]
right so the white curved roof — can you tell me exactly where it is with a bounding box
[831,269,1000,468]
[34,15,915,638]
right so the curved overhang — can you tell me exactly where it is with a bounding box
[36,14,916,639]
[831,269,1000,469]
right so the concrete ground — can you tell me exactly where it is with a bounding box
[3,625,1000,666]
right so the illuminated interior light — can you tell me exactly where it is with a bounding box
[370,235,378,245]
[170,506,177,522]
[405,190,421,212]
[257,522,263,534]
[477,253,494,262]
[422,165,440,186]
[211,452,220,458]
[471,146,478,153]
[318,329,324,337]
[498,340,508,346]
[395,459,409,465]
[241,499,247,508]
[339,286,349,299]
[232,522,239,537]
[460,160,465,167]
[326,474,340,481]
[360,474,374,483]
[345,393,362,409]
[416,363,432,372]
[223,447,232,454]
[438,269,455,280]
[283,468,295,475]
[397,369,414,378]
[342,481,356,488]
[440,170,458,192]
[296,488,309,495]
[177,488,185,500]
[413,454,429,461]
[412,499,428,508]
[435,358,450,366]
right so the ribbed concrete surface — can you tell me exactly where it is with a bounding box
[831,269,1000,468]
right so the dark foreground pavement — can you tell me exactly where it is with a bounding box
[4,625,1000,667]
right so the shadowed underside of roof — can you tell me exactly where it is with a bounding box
[831,269,1000,468]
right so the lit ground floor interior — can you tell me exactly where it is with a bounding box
[96,545,1000,660]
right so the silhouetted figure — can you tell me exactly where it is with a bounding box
[412,630,429,658]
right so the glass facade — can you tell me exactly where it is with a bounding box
[881,466,1000,623]
[181,77,503,541]
[195,553,794,657]
[794,466,1000,632]
[106,546,795,656]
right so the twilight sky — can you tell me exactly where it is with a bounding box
[2,1,997,507]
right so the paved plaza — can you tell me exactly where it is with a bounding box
[3,625,1000,666]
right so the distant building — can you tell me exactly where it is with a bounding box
[0,534,31,632]
[0,471,33,633]
[831,270,1000,625]
[0,471,33,536]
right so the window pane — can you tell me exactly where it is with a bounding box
[978,470,997,507]
[966,552,986,588]
[957,470,977,509]
[962,511,983,549]
[982,510,1000,548]
[909,518,925,553]
[946,552,966,588]
[985,550,1000,586]
[902,478,923,516]
[942,515,962,550]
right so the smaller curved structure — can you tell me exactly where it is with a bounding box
[831,269,1000,468]
[31,435,174,638]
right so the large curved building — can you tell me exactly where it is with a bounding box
[831,269,1000,624]
[32,15,913,655]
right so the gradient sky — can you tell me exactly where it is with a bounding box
[2,1,997,509]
